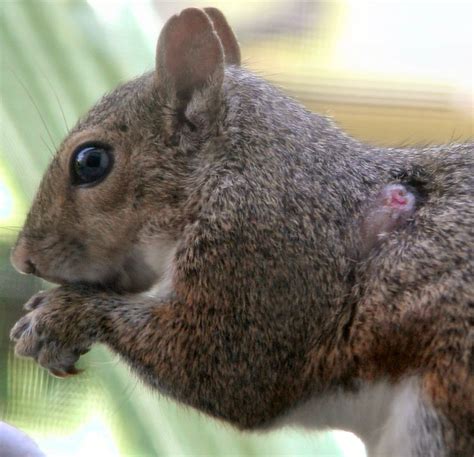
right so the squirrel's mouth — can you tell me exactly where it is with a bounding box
[34,264,158,294]
[20,250,158,294]
[28,267,68,286]
[13,235,175,295]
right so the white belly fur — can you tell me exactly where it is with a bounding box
[275,377,444,457]
[141,238,177,300]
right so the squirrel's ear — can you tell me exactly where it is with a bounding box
[155,8,224,107]
[203,8,241,66]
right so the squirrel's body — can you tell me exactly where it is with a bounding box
[10,8,473,456]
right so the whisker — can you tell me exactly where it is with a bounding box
[34,240,61,253]
[0,227,21,232]
[39,67,69,134]
[40,135,55,157]
[8,67,57,153]
[109,375,140,419]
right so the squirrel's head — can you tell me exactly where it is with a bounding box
[11,8,241,292]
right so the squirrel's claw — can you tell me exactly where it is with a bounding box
[10,316,33,342]
[11,288,92,378]
[49,366,83,378]
[24,290,48,311]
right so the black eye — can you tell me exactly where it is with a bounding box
[71,145,113,186]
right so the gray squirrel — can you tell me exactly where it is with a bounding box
[9,7,473,456]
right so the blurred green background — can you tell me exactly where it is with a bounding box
[0,1,472,456]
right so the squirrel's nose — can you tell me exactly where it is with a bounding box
[11,239,37,275]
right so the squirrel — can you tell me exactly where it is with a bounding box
[9,7,473,456]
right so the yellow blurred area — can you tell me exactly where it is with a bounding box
[176,0,473,145]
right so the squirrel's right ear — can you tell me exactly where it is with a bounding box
[203,8,241,66]
[155,8,225,112]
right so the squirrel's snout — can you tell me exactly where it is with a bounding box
[11,239,37,275]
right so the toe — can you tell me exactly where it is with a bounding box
[49,365,82,378]
[14,333,43,358]
[37,343,81,373]
[10,316,33,342]
[24,291,48,311]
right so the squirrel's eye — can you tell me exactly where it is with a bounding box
[71,145,113,186]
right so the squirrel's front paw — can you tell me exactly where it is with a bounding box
[10,288,94,378]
